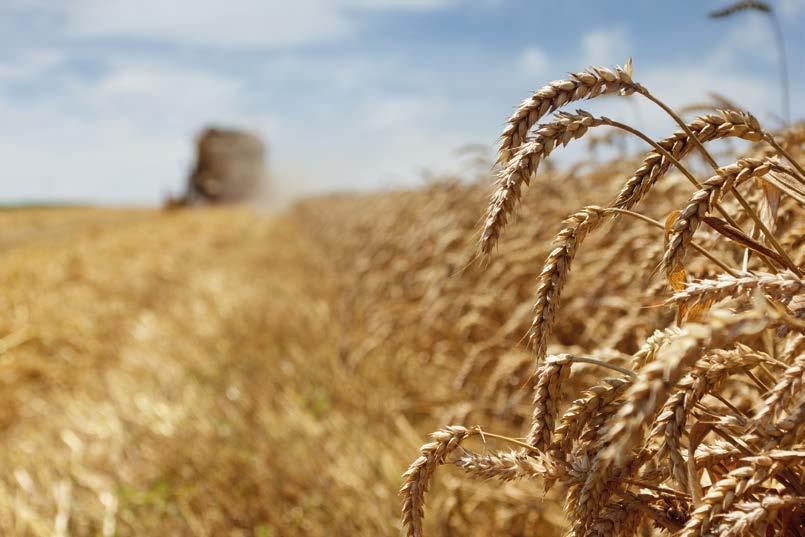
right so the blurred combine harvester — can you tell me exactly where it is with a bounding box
[170,127,268,206]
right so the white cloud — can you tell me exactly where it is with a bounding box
[272,91,470,192]
[0,48,63,80]
[361,94,443,130]
[65,1,352,48]
[353,0,454,8]
[519,47,550,78]
[0,64,278,203]
[709,13,777,66]
[0,2,802,206]
[580,29,630,66]
[90,67,246,128]
[778,0,805,18]
[15,0,461,49]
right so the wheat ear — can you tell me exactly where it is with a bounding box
[498,64,639,165]
[679,450,805,537]
[717,496,805,537]
[452,450,560,482]
[550,377,631,458]
[526,354,573,449]
[400,426,476,537]
[661,158,783,276]
[710,1,790,124]
[755,353,804,422]
[612,110,763,210]
[529,207,607,361]
[667,271,804,308]
[482,111,604,255]
[630,327,680,370]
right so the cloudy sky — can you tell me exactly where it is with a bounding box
[1,0,804,204]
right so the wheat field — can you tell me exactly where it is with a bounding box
[397,60,804,537]
[2,57,805,536]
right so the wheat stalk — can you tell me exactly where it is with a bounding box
[710,1,790,124]
[710,1,770,17]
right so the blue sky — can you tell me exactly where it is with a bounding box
[1,0,804,204]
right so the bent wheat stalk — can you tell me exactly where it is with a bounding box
[495,60,797,271]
